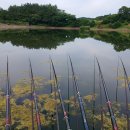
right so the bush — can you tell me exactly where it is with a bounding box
[80,26,90,31]
[89,20,96,27]
[124,21,128,25]
[109,21,121,29]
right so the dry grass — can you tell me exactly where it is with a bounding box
[0,23,80,30]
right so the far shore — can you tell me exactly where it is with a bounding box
[0,23,80,30]
[0,23,130,33]
[90,28,130,33]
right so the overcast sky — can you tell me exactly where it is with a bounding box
[1,0,130,18]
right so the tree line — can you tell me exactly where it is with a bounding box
[96,6,130,28]
[0,3,78,26]
[0,3,96,27]
[0,4,129,28]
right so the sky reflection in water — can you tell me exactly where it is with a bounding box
[0,30,130,103]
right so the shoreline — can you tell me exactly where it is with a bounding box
[0,23,80,30]
[90,28,130,33]
[0,24,130,32]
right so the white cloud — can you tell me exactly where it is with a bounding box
[0,0,130,17]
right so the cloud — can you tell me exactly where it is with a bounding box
[1,0,130,17]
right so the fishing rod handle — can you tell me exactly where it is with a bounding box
[5,125,11,130]
[37,125,42,130]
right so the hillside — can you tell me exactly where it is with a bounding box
[0,4,130,29]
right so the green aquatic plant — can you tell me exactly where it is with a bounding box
[84,94,97,103]
[0,73,129,129]
[0,77,58,129]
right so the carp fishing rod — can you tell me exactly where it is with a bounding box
[50,61,60,130]
[120,58,130,130]
[53,78,60,130]
[50,62,53,93]
[29,59,42,130]
[69,56,89,130]
[96,57,118,130]
[120,58,130,90]
[30,70,34,130]
[5,57,11,130]
[92,57,96,130]
[116,58,119,103]
[67,59,70,120]
[68,58,79,130]
[99,72,104,130]
[50,57,72,130]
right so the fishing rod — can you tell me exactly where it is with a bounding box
[99,70,104,130]
[92,57,96,130]
[67,59,79,129]
[30,71,34,130]
[96,57,118,130]
[29,59,42,130]
[53,74,60,130]
[120,58,130,90]
[50,57,72,130]
[67,59,70,120]
[120,58,129,130]
[5,57,11,130]
[116,58,119,103]
[50,61,60,130]
[50,62,53,93]
[72,72,79,130]
[69,56,89,130]
[50,61,55,130]
[70,62,79,130]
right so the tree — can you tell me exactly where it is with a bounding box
[118,6,130,22]
[0,3,79,27]
[109,21,121,29]
[118,6,129,15]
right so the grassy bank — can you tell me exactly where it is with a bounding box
[0,23,130,32]
[90,28,130,33]
[80,24,130,33]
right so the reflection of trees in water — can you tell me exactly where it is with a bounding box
[0,30,79,49]
[85,31,130,52]
[0,30,130,51]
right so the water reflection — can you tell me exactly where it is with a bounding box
[84,31,130,52]
[0,30,79,49]
[0,29,130,129]
[0,30,130,51]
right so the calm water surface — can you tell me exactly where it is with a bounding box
[0,30,130,129]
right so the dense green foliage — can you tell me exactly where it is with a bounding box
[0,3,95,27]
[77,6,130,29]
[0,3,79,27]
[96,6,130,28]
[0,4,129,28]
[77,17,96,27]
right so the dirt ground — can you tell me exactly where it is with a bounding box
[0,23,80,30]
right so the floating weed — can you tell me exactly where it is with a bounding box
[84,94,98,103]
